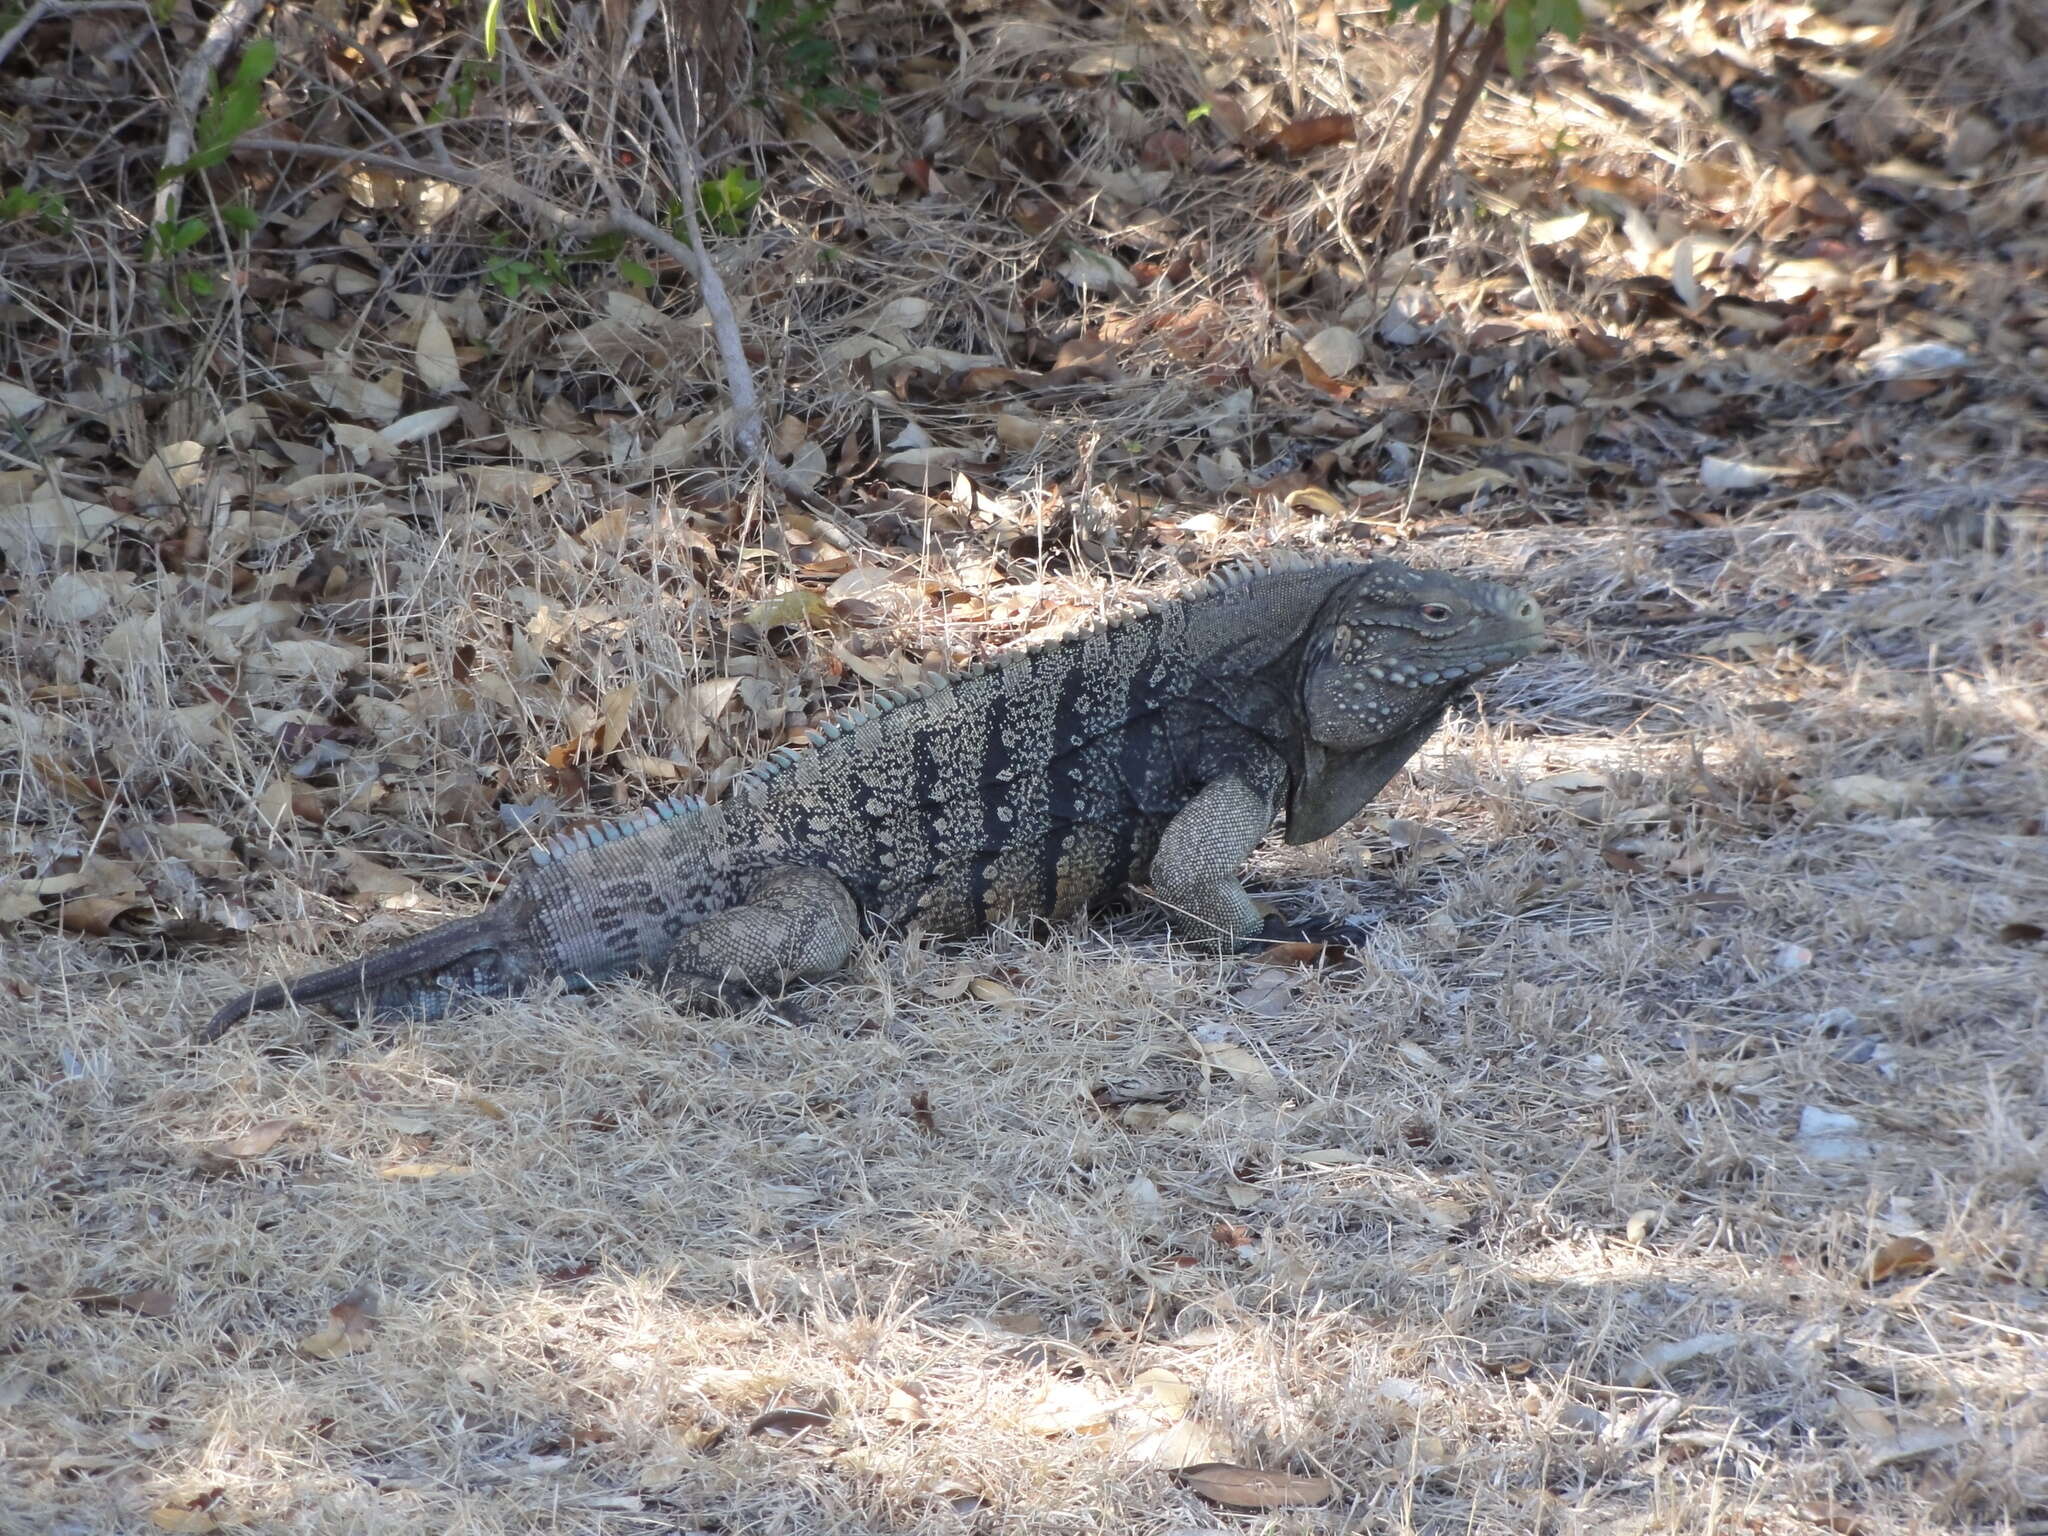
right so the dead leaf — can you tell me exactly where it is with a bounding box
[1523,769,1608,809]
[414,306,464,393]
[594,683,637,754]
[379,1161,471,1180]
[1623,1331,1740,1387]
[1527,209,1591,245]
[307,366,404,424]
[299,1289,378,1359]
[1195,1038,1279,1100]
[1701,454,1796,492]
[1413,467,1512,503]
[78,1287,176,1317]
[1058,246,1135,292]
[883,1380,930,1426]
[217,1119,295,1160]
[1177,1463,1334,1510]
[1267,114,1355,155]
[1799,1501,1873,1536]
[748,1405,831,1439]
[1818,774,1920,815]
[1863,1234,1936,1285]
[147,1504,220,1533]
[56,895,151,937]
[340,852,421,907]
[1253,940,1333,967]
[384,405,460,446]
[461,466,556,507]
[1302,325,1363,379]
[995,412,1045,450]
[1021,1377,1112,1436]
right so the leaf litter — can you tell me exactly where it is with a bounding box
[2,0,2045,1530]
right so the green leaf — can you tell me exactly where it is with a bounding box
[230,37,276,91]
[618,257,655,287]
[699,165,763,236]
[1502,0,1537,72]
[221,203,260,233]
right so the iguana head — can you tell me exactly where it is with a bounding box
[1287,561,1545,842]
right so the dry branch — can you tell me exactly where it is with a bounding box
[501,37,870,546]
[150,0,266,229]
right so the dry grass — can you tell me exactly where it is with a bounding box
[4,0,2047,1531]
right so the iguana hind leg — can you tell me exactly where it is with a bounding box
[660,865,862,994]
[1147,764,1285,944]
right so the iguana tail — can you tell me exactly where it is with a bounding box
[197,904,541,1042]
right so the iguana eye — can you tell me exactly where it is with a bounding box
[1420,603,1452,623]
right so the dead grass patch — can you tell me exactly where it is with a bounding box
[3,0,2046,1530]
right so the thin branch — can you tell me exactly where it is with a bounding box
[1410,18,1505,206]
[151,0,267,230]
[639,79,770,473]
[499,36,867,543]
[0,0,148,68]
[233,136,592,230]
[1385,7,1453,230]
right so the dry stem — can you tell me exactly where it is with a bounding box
[150,0,266,229]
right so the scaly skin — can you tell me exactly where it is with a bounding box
[200,554,1545,1039]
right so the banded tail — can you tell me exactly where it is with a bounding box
[197,904,538,1042]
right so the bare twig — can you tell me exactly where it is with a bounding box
[150,0,267,230]
[1409,17,1506,209]
[638,81,772,471]
[233,137,592,230]
[1385,7,1454,231]
[0,0,152,69]
[500,37,868,545]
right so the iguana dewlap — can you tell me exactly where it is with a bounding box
[201,554,1544,1038]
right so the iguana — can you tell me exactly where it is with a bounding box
[200,554,1544,1039]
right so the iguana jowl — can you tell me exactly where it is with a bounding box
[201,555,1543,1038]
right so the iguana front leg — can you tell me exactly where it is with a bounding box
[1147,758,1287,943]
[656,865,862,994]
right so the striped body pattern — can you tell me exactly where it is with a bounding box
[202,554,1546,1036]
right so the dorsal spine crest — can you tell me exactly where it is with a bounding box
[528,549,1351,866]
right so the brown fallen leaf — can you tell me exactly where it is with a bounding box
[380,1161,471,1180]
[56,894,152,937]
[1622,1331,1741,1387]
[147,1496,223,1532]
[300,1289,378,1359]
[1864,1234,1936,1285]
[1266,114,1355,156]
[748,1405,832,1439]
[1177,1462,1334,1510]
[1412,467,1513,503]
[882,1380,930,1426]
[78,1287,177,1317]
[218,1119,296,1160]
[1799,1501,1873,1536]
[1252,940,1335,967]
